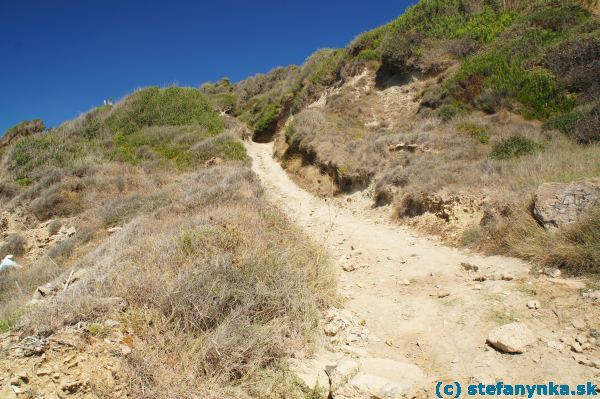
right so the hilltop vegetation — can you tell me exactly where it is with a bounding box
[202,0,598,144]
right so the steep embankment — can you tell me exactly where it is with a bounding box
[247,140,600,398]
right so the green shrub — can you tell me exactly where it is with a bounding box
[490,136,543,160]
[525,3,589,32]
[9,132,89,176]
[252,103,280,136]
[107,87,223,136]
[438,103,465,121]
[87,323,108,337]
[544,110,583,134]
[447,43,575,119]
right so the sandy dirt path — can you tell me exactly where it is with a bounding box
[246,141,598,397]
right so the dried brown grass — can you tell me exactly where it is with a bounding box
[21,165,336,397]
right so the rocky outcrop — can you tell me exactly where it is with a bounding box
[533,179,600,229]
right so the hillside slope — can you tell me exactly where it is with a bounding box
[0,88,336,398]
[201,0,599,274]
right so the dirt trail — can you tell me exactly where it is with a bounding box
[246,141,599,396]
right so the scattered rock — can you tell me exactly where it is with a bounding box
[103,319,121,328]
[61,380,86,394]
[486,322,536,354]
[526,300,540,310]
[571,319,586,330]
[344,358,425,399]
[582,290,600,301]
[572,353,599,368]
[342,263,357,272]
[485,272,514,281]
[389,142,419,153]
[532,179,600,229]
[107,227,122,234]
[542,267,562,278]
[329,359,360,390]
[571,342,584,353]
[17,336,46,357]
[63,226,77,237]
[575,335,587,345]
[119,344,132,356]
[461,262,479,272]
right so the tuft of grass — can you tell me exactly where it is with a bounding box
[490,136,543,160]
[87,323,108,337]
[458,122,490,143]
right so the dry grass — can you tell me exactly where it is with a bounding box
[19,165,336,397]
[482,203,600,275]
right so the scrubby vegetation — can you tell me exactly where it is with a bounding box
[0,84,337,397]
[24,166,336,397]
[1,87,245,221]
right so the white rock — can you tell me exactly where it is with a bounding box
[526,300,540,309]
[344,358,425,399]
[329,359,361,390]
[547,340,565,351]
[295,369,330,393]
[571,319,586,329]
[486,322,536,353]
[543,267,562,278]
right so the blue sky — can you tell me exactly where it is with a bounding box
[0,0,416,133]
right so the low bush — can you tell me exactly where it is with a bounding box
[47,220,62,236]
[490,136,543,160]
[1,119,45,148]
[0,234,26,258]
[438,103,464,121]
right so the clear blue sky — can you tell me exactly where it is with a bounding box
[0,0,416,133]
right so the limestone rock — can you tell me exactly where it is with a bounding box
[338,358,425,399]
[533,179,600,229]
[486,322,536,354]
